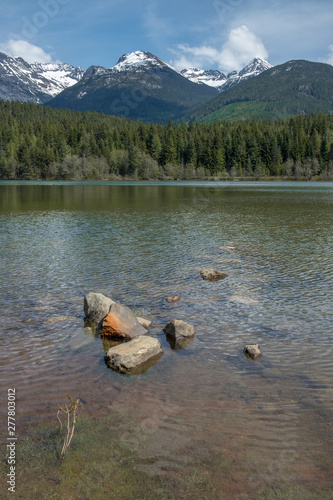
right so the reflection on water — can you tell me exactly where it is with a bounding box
[0,181,332,498]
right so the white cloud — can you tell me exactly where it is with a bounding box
[0,39,54,64]
[170,25,268,72]
[218,25,268,72]
[323,44,333,65]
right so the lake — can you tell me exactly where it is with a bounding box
[0,181,332,499]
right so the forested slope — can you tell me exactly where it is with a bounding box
[0,100,332,180]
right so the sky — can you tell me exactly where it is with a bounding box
[0,0,333,73]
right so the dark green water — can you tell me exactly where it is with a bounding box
[0,181,332,499]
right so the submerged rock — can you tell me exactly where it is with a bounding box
[166,296,181,303]
[220,246,235,251]
[163,319,195,341]
[84,292,115,324]
[136,317,152,329]
[200,269,229,281]
[244,344,262,361]
[229,295,260,306]
[105,336,163,374]
[101,303,147,340]
[46,316,77,323]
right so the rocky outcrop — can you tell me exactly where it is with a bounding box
[105,336,163,374]
[200,269,229,281]
[84,292,115,324]
[244,344,262,360]
[101,303,147,340]
[163,319,195,340]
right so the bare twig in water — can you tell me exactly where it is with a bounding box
[57,394,82,459]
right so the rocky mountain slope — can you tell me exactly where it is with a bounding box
[0,52,84,103]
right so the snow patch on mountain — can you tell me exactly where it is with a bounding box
[180,68,227,88]
[31,62,84,96]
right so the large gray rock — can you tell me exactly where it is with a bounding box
[200,269,229,281]
[244,344,262,360]
[163,319,195,340]
[100,303,147,340]
[84,292,115,324]
[105,336,163,374]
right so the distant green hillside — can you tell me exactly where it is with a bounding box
[189,60,333,122]
[201,101,288,122]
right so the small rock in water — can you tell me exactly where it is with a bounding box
[163,319,195,340]
[200,269,229,281]
[166,296,181,303]
[244,344,262,361]
[136,317,152,329]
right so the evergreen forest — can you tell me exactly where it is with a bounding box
[0,100,333,180]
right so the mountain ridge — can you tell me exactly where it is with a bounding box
[0,52,84,103]
[180,57,273,91]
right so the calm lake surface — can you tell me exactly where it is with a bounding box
[0,181,332,499]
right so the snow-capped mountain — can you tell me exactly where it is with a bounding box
[0,52,84,103]
[180,68,227,88]
[181,58,273,92]
[113,50,176,72]
[0,49,274,122]
[48,50,218,123]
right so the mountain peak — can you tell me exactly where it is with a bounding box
[113,51,168,72]
[238,58,273,77]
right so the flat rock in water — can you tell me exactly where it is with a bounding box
[163,319,195,340]
[101,303,147,340]
[84,292,115,324]
[200,269,229,281]
[136,317,152,329]
[244,344,262,361]
[105,336,163,374]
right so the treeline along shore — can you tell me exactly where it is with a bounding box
[0,100,333,181]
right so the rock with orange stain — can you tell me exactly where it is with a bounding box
[101,303,147,340]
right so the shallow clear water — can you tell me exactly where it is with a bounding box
[0,181,332,498]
